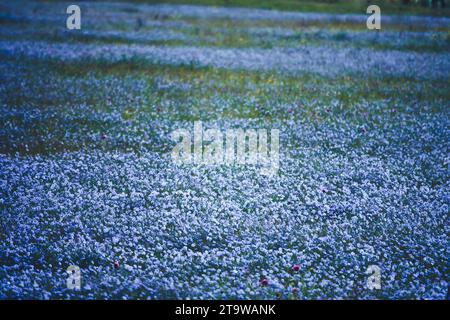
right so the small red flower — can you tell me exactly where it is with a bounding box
[114,261,120,269]
[292,288,298,295]
[260,278,269,287]
[292,264,301,272]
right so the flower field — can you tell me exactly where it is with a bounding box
[0,1,449,299]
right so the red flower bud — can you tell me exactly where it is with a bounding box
[260,278,269,287]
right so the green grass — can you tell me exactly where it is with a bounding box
[125,0,450,16]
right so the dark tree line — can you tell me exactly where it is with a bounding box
[400,0,446,7]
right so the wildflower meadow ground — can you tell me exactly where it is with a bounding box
[0,1,449,299]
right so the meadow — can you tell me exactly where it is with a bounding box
[0,1,449,299]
